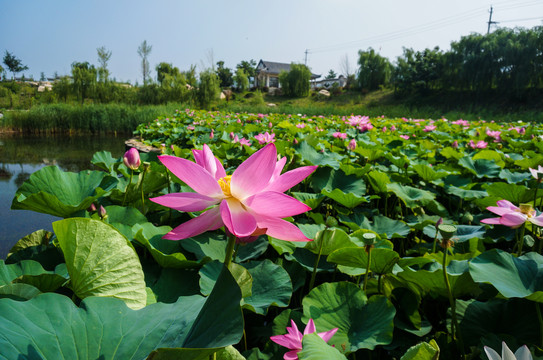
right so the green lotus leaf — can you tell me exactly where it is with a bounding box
[400,340,440,360]
[0,283,41,300]
[469,250,543,302]
[412,164,449,182]
[342,214,411,239]
[499,169,532,184]
[367,170,391,194]
[199,260,252,298]
[242,260,292,315]
[311,167,367,208]
[456,298,540,348]
[387,183,435,209]
[145,348,217,360]
[143,261,200,303]
[292,192,326,209]
[53,218,147,309]
[484,182,536,204]
[423,225,486,244]
[396,259,480,299]
[7,229,53,258]
[328,248,400,275]
[91,150,119,174]
[304,228,356,256]
[444,185,488,200]
[284,248,335,273]
[472,149,505,167]
[0,260,53,285]
[322,188,369,208]
[181,233,268,263]
[458,157,501,178]
[296,141,342,169]
[0,267,243,359]
[133,223,202,269]
[11,166,118,217]
[298,333,348,360]
[303,282,395,353]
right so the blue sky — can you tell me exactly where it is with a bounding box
[1,0,542,83]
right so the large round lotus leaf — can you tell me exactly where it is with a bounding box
[311,167,367,208]
[242,260,292,315]
[7,229,53,258]
[469,249,543,302]
[387,183,435,209]
[11,166,118,218]
[400,340,440,360]
[298,333,348,360]
[296,141,342,169]
[456,298,540,348]
[0,267,243,359]
[303,282,395,353]
[457,157,502,179]
[328,248,400,275]
[396,260,480,299]
[53,218,147,309]
[341,214,411,239]
[484,182,535,204]
[304,228,356,256]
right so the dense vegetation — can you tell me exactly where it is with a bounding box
[4,108,543,359]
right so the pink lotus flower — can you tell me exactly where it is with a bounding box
[332,132,347,139]
[123,148,141,171]
[254,132,276,144]
[481,200,543,229]
[468,140,488,149]
[400,135,410,140]
[270,319,338,360]
[452,119,470,126]
[296,123,306,129]
[530,165,543,180]
[150,144,316,241]
[423,125,437,132]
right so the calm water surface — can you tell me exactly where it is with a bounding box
[0,134,127,259]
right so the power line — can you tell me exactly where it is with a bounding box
[498,16,543,23]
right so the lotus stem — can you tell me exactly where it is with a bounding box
[432,233,439,253]
[140,167,148,214]
[516,224,526,257]
[363,245,372,292]
[224,233,237,268]
[309,232,325,292]
[122,170,133,206]
[443,248,465,358]
[536,302,543,348]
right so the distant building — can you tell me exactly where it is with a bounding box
[311,75,347,89]
[255,60,320,88]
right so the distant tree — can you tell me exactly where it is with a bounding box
[325,69,337,79]
[71,61,97,103]
[339,53,355,88]
[137,40,152,85]
[156,62,178,85]
[234,68,249,92]
[357,48,391,91]
[236,59,257,85]
[278,63,311,97]
[216,61,233,88]
[0,64,4,81]
[40,72,46,81]
[391,47,444,93]
[97,46,112,82]
[155,62,189,102]
[196,69,221,108]
[3,51,29,80]
[183,65,198,87]
[54,76,71,103]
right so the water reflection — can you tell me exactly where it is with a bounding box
[0,133,127,259]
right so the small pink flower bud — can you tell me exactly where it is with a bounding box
[268,122,273,129]
[99,205,107,219]
[348,139,357,151]
[210,130,214,139]
[88,203,97,212]
[452,140,458,149]
[123,148,141,171]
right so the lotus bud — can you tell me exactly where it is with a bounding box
[210,130,214,139]
[88,203,97,212]
[451,140,458,149]
[123,148,141,171]
[435,217,443,230]
[348,139,357,151]
[99,205,107,220]
[268,122,273,128]
[229,132,235,139]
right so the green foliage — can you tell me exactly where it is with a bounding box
[216,60,234,88]
[357,48,391,91]
[234,68,249,92]
[279,63,311,97]
[197,69,221,108]
[71,61,97,103]
[3,50,28,79]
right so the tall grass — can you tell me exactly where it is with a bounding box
[1,103,186,134]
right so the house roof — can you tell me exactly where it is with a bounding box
[257,59,321,79]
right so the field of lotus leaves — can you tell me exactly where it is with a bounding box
[3,108,543,360]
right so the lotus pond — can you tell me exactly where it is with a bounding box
[3,109,543,360]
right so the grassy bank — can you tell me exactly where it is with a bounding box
[2,89,542,134]
[1,103,185,134]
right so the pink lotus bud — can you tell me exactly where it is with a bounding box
[229,132,235,139]
[452,140,458,149]
[435,217,443,230]
[348,139,357,151]
[293,138,299,144]
[210,130,214,139]
[88,203,97,212]
[99,205,107,219]
[123,148,141,171]
[268,122,273,129]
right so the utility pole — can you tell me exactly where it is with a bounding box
[304,49,308,66]
[487,6,498,34]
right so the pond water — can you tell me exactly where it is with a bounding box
[0,133,128,259]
